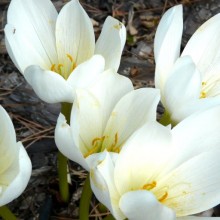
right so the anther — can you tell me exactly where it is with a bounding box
[66,53,74,63]
[50,64,56,72]
[200,91,207,98]
[159,192,168,202]
[143,181,157,190]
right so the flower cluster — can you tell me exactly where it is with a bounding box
[3,0,220,219]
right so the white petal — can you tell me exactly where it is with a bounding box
[56,0,95,70]
[154,5,183,90]
[95,16,126,71]
[24,65,74,103]
[102,88,160,151]
[179,217,220,220]
[5,0,58,72]
[167,105,220,172]
[0,142,31,206]
[67,55,105,91]
[164,56,201,117]
[0,106,18,174]
[182,13,220,76]
[89,152,125,220]
[114,122,172,195]
[119,190,175,220]
[86,70,133,128]
[70,89,104,157]
[55,113,89,170]
[158,151,220,216]
[171,97,220,123]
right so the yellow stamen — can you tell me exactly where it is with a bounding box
[202,81,207,86]
[84,145,100,158]
[92,136,105,146]
[159,192,168,202]
[107,133,119,152]
[84,136,106,158]
[200,91,207,98]
[143,181,157,190]
[58,64,64,73]
[66,53,74,63]
[112,146,120,153]
[50,64,56,72]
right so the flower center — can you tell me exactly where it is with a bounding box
[142,181,168,203]
[50,53,76,80]
[83,133,120,158]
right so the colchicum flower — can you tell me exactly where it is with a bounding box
[154,5,220,124]
[0,106,31,206]
[5,0,126,103]
[89,106,220,220]
[55,70,160,170]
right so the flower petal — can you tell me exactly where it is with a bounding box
[70,89,104,157]
[89,152,125,220]
[0,142,31,206]
[70,70,133,155]
[5,0,58,72]
[182,13,220,77]
[167,106,220,172]
[178,217,220,220]
[102,88,160,151]
[55,113,89,170]
[67,55,105,91]
[158,151,220,216]
[56,0,95,68]
[114,122,172,195]
[171,96,220,123]
[119,190,175,220]
[85,70,133,128]
[154,5,183,90]
[0,106,18,174]
[24,65,74,103]
[95,16,126,71]
[163,56,201,118]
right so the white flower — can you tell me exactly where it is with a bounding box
[154,5,220,124]
[55,70,160,170]
[0,106,31,206]
[89,106,220,220]
[4,0,126,103]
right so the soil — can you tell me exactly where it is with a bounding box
[0,0,220,219]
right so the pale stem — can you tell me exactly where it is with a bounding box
[57,102,72,202]
[0,206,17,220]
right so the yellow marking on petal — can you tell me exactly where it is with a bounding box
[66,53,74,63]
[143,181,157,190]
[50,64,56,72]
[113,22,122,30]
[200,91,207,98]
[159,191,168,202]
[202,81,207,86]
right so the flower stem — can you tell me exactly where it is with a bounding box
[103,214,115,220]
[159,110,171,126]
[57,151,69,203]
[0,206,17,220]
[79,174,93,220]
[57,102,72,203]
